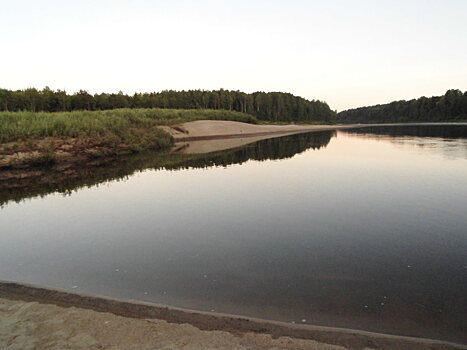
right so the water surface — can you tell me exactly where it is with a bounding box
[1,125,466,342]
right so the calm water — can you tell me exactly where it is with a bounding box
[1,125,466,342]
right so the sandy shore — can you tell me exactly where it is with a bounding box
[160,120,346,141]
[160,121,464,142]
[164,121,467,154]
[0,297,348,350]
[1,282,465,350]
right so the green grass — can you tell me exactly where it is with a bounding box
[0,108,257,143]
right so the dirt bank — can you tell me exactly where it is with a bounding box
[0,282,464,350]
[0,131,170,170]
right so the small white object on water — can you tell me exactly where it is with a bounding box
[163,291,167,295]
[364,305,368,308]
[203,274,208,278]
[144,292,148,295]
[210,309,215,312]
[383,296,387,299]
[72,286,78,289]
[115,269,120,272]
[381,302,385,306]
[291,321,295,324]
[301,319,307,323]
[407,265,411,268]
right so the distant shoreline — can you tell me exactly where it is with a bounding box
[0,281,465,350]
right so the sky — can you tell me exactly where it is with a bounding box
[1,0,466,111]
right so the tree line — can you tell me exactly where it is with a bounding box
[337,89,467,124]
[0,87,336,123]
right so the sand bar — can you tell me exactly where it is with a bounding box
[160,121,466,142]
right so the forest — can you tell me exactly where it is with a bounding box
[337,89,467,123]
[0,88,336,123]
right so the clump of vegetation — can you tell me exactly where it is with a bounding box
[28,149,56,167]
[0,108,257,143]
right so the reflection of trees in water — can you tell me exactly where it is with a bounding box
[342,125,467,139]
[342,125,467,161]
[165,131,335,170]
[0,131,335,206]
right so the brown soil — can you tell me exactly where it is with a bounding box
[0,137,129,169]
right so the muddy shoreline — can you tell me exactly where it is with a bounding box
[0,281,464,350]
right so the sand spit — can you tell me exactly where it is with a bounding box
[160,120,341,141]
[160,121,466,142]
[0,282,465,350]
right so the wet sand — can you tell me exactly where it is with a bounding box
[0,282,465,350]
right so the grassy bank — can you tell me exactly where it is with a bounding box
[0,108,257,168]
[0,108,257,143]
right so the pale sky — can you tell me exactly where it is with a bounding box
[2,0,466,111]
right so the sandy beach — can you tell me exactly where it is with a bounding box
[1,282,465,350]
[160,120,350,141]
[160,121,464,142]
[0,297,348,350]
[161,121,467,154]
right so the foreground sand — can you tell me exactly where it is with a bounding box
[1,282,465,350]
[0,297,350,350]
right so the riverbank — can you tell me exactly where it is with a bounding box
[160,120,337,140]
[0,109,257,169]
[0,297,344,350]
[2,110,462,169]
[160,120,466,141]
[0,131,335,206]
[1,121,465,204]
[0,282,465,350]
